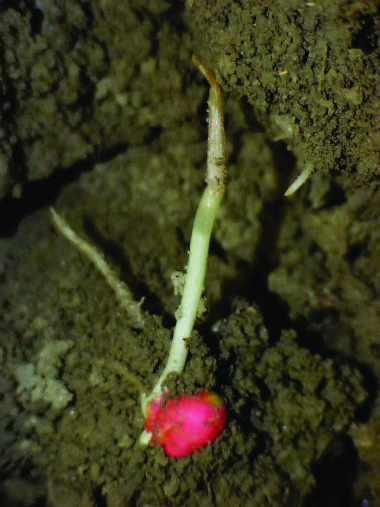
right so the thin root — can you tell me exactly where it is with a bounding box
[50,208,144,329]
[284,163,313,197]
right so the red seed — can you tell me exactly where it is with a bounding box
[145,392,226,458]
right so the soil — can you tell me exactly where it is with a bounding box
[0,1,379,506]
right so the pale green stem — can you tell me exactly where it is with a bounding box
[140,58,226,434]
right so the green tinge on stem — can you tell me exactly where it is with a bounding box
[141,186,223,415]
